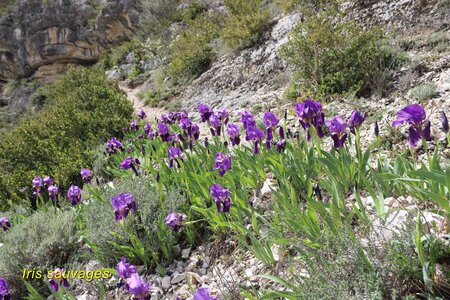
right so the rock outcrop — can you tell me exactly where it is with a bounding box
[0,0,141,84]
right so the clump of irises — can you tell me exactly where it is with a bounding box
[0,277,11,300]
[111,193,137,221]
[116,257,152,300]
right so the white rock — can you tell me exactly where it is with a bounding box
[171,273,186,284]
[181,248,191,259]
[161,276,171,290]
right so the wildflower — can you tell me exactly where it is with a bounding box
[239,111,256,130]
[80,168,93,183]
[127,273,152,300]
[392,104,430,147]
[32,176,43,189]
[214,152,231,176]
[138,109,147,120]
[217,109,229,125]
[117,257,136,279]
[194,288,218,300]
[209,114,222,136]
[165,212,184,231]
[111,193,136,221]
[227,123,241,146]
[263,111,279,149]
[326,116,348,148]
[246,126,264,154]
[168,146,183,169]
[272,139,286,153]
[106,137,123,154]
[0,277,10,300]
[158,122,170,142]
[348,110,367,134]
[441,111,449,133]
[120,157,140,176]
[295,99,325,139]
[191,123,200,141]
[374,121,380,137]
[48,268,69,292]
[67,185,82,206]
[198,103,214,122]
[0,217,11,232]
[179,117,193,136]
[130,120,139,131]
[210,184,231,213]
[48,185,59,201]
[144,123,152,135]
[43,176,53,186]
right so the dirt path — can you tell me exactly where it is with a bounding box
[119,83,167,121]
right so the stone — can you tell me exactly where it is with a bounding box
[161,276,171,290]
[181,248,191,259]
[171,273,185,284]
[173,244,181,256]
[185,272,202,285]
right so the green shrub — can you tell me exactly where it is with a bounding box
[83,176,188,266]
[140,0,180,37]
[179,1,208,22]
[0,67,133,208]
[0,209,79,297]
[280,14,404,98]
[168,15,220,80]
[410,83,438,102]
[221,0,270,49]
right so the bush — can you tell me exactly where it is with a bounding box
[0,209,79,297]
[221,0,270,49]
[280,14,404,98]
[168,15,220,80]
[410,83,438,102]
[83,176,188,266]
[0,67,133,208]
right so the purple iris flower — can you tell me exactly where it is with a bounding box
[214,152,232,176]
[210,184,231,213]
[198,103,214,122]
[295,99,325,139]
[217,109,229,125]
[80,168,93,183]
[209,114,222,136]
[227,123,241,146]
[392,104,430,147]
[126,273,152,300]
[442,112,449,133]
[144,123,152,135]
[48,268,70,292]
[191,123,200,141]
[106,137,123,154]
[120,157,133,170]
[117,257,137,279]
[158,122,170,142]
[138,109,147,120]
[130,120,139,131]
[48,185,59,202]
[0,277,10,300]
[326,116,348,148]
[239,111,256,130]
[43,176,53,186]
[348,110,367,134]
[32,176,43,189]
[165,212,184,231]
[179,117,192,132]
[374,121,380,137]
[0,217,11,232]
[246,126,265,154]
[67,185,82,206]
[272,139,286,153]
[168,146,183,169]
[111,193,136,221]
[194,288,218,300]
[263,112,279,149]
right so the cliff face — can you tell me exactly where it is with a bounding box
[0,0,140,84]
